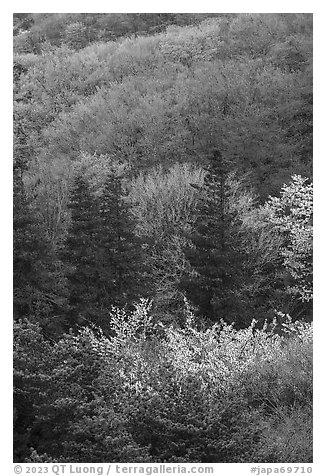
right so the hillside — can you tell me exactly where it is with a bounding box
[13,13,313,464]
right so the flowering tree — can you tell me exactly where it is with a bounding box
[264,175,312,302]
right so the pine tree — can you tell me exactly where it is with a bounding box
[180,150,244,323]
[63,172,100,327]
[63,170,147,331]
[13,166,65,330]
[96,172,147,312]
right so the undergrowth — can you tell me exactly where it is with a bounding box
[14,300,313,463]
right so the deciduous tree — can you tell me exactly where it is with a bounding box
[264,175,313,304]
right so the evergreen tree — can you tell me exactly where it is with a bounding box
[180,150,245,323]
[63,169,147,332]
[13,166,65,332]
[63,172,100,328]
[96,171,147,312]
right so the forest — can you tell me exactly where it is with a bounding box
[13,13,313,463]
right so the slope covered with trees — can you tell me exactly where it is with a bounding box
[13,13,313,463]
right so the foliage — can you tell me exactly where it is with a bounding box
[63,22,88,50]
[13,14,313,463]
[13,168,67,333]
[13,320,53,461]
[62,167,147,331]
[264,175,313,302]
[95,170,148,312]
[13,318,149,463]
[14,14,312,196]
[14,303,312,463]
[129,163,204,320]
[62,171,100,328]
[254,406,313,463]
[13,14,221,53]
[180,151,248,323]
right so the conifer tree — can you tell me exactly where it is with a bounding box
[63,169,147,331]
[13,166,64,330]
[180,150,245,323]
[63,172,100,327]
[96,171,147,312]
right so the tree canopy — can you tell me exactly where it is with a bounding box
[13,13,313,463]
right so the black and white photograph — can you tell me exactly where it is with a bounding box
[12,7,314,468]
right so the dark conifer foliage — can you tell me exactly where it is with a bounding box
[63,170,147,331]
[13,167,65,330]
[63,172,101,328]
[96,172,148,311]
[180,150,245,323]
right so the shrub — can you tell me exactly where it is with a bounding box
[13,303,312,463]
[254,405,313,463]
[239,317,312,411]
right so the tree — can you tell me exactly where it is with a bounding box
[63,22,88,50]
[63,168,147,331]
[96,171,148,313]
[264,175,313,307]
[180,150,245,323]
[62,171,101,328]
[219,174,286,324]
[129,164,204,321]
[13,166,66,333]
[13,13,34,36]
